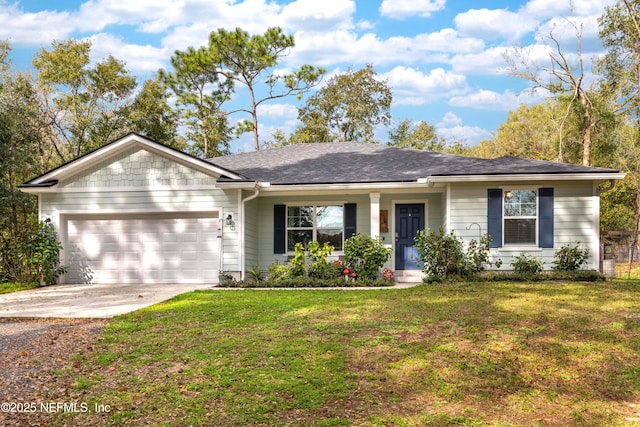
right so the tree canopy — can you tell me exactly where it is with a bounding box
[209,27,325,151]
[388,119,445,151]
[291,64,392,143]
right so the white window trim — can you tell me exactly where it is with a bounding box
[285,203,346,254]
[502,188,538,247]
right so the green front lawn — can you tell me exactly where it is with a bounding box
[55,282,640,426]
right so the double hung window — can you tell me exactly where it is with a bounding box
[287,205,344,251]
[503,189,537,245]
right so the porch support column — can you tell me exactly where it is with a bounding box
[370,192,380,238]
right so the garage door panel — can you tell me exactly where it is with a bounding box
[66,214,220,284]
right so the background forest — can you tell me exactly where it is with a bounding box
[1,0,639,282]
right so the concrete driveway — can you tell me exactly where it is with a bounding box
[0,283,214,318]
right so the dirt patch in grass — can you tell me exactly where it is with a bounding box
[0,318,106,427]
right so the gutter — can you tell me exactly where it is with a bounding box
[427,172,627,183]
[17,180,59,193]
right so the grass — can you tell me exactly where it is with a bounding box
[616,262,640,280]
[0,281,40,294]
[51,281,640,426]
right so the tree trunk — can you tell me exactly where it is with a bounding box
[252,108,259,151]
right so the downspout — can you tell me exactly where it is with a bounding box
[219,216,224,277]
[239,185,260,281]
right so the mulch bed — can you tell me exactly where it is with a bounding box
[0,318,106,427]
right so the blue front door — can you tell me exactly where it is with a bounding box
[395,204,425,270]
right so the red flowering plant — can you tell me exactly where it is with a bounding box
[381,267,394,281]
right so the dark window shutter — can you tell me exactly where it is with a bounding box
[344,203,357,238]
[539,188,554,248]
[487,189,502,248]
[274,204,286,254]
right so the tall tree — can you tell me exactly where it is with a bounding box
[598,1,640,261]
[598,0,640,122]
[126,76,183,149]
[388,119,445,151]
[470,100,569,161]
[32,39,137,162]
[292,64,392,143]
[0,42,43,246]
[208,27,325,150]
[504,21,611,166]
[161,46,232,157]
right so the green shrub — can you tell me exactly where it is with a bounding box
[344,234,392,280]
[224,276,394,288]
[512,253,544,277]
[0,216,66,285]
[552,242,590,271]
[289,242,306,277]
[307,241,334,279]
[247,264,263,283]
[466,234,494,272]
[548,269,604,282]
[414,229,494,282]
[415,229,465,282]
[326,260,346,279]
[268,262,289,282]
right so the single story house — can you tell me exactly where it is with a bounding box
[20,133,625,284]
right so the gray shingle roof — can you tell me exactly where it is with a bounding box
[208,142,619,184]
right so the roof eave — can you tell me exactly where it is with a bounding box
[25,133,245,185]
[17,180,59,194]
[257,180,435,192]
[428,172,626,183]
[214,180,259,190]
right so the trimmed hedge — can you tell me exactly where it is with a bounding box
[427,269,605,284]
[219,277,394,288]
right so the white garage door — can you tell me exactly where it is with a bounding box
[65,213,220,284]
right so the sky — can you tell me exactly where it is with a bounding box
[0,0,617,153]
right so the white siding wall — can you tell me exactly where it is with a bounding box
[253,191,446,272]
[40,147,242,277]
[448,181,598,270]
[243,194,259,272]
[255,194,371,270]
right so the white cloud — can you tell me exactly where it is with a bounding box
[384,66,469,106]
[290,28,481,68]
[524,0,616,19]
[438,112,462,127]
[439,124,492,145]
[450,46,513,75]
[455,8,538,41]
[412,29,485,54]
[0,4,73,45]
[88,33,169,73]
[281,0,355,31]
[436,113,491,144]
[256,103,298,119]
[379,0,446,20]
[450,88,546,111]
[76,0,283,34]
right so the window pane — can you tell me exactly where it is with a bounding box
[520,203,537,216]
[287,230,313,252]
[504,219,536,244]
[318,229,343,250]
[316,206,343,228]
[504,190,537,217]
[287,206,313,227]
